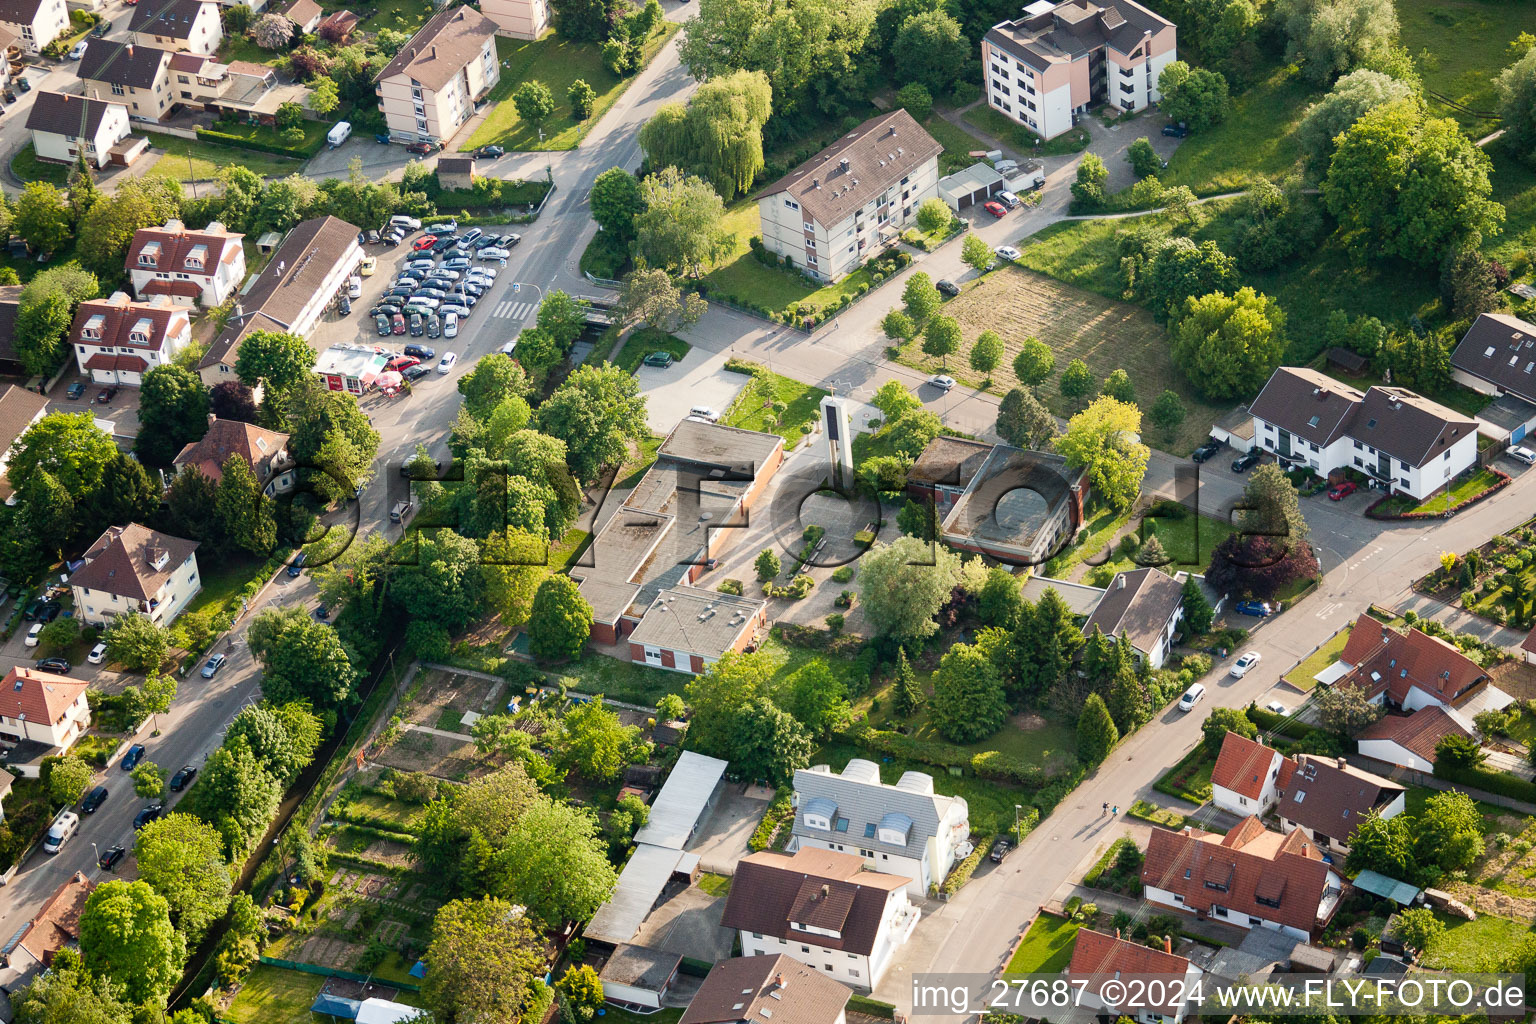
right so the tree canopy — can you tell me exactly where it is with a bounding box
[535,363,648,483]
[1276,0,1400,84]
[1053,397,1149,512]
[857,535,963,639]
[640,70,773,199]
[78,880,186,1007]
[634,166,732,274]
[1171,286,1287,399]
[424,897,548,1024]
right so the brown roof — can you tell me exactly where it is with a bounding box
[16,872,94,968]
[0,383,48,454]
[1068,929,1192,1014]
[227,60,276,79]
[130,0,211,38]
[680,955,851,1024]
[126,219,243,281]
[85,353,150,373]
[1082,567,1184,656]
[1276,755,1404,838]
[72,293,191,352]
[1142,818,1337,935]
[1,666,89,727]
[1451,312,1536,405]
[235,215,360,327]
[26,91,121,139]
[78,40,171,91]
[69,523,199,602]
[755,110,942,230]
[375,5,498,91]
[172,416,289,483]
[908,435,994,488]
[317,9,358,35]
[1524,626,1536,657]
[141,278,206,300]
[1357,706,1472,763]
[438,156,475,174]
[720,849,909,955]
[198,311,288,374]
[1337,613,1487,707]
[1211,731,1283,802]
[168,50,208,72]
[280,0,320,23]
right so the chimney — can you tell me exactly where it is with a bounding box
[208,412,217,428]
[819,883,830,899]
[430,44,437,59]
[1337,756,1347,769]
[234,301,243,319]
[839,158,849,173]
[1164,936,1173,954]
[1115,928,1121,939]
[127,42,133,55]
[1116,575,1125,590]
[774,973,786,990]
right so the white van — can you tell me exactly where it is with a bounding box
[689,405,720,422]
[1177,683,1206,712]
[43,808,80,853]
[389,215,422,231]
[326,121,352,148]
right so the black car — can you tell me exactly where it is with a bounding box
[37,603,62,624]
[1232,451,1261,473]
[936,279,960,298]
[66,382,87,399]
[338,296,352,316]
[403,365,431,383]
[472,234,503,250]
[81,786,109,813]
[169,765,197,791]
[404,344,435,359]
[432,236,459,254]
[133,803,164,830]
[121,743,145,771]
[477,145,505,159]
[371,303,402,317]
[989,838,1012,863]
[98,845,125,871]
[36,657,71,673]
[409,314,424,337]
[287,550,307,577]
[375,313,392,336]
[1191,439,1223,463]
[1162,123,1189,137]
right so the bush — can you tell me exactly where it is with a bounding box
[195,126,324,159]
[939,835,991,896]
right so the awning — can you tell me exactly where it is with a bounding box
[1313,660,1352,686]
[1352,869,1421,905]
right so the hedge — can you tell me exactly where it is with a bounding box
[1433,761,1536,805]
[679,957,714,978]
[195,126,326,159]
[1082,836,1137,888]
[1245,704,1322,741]
[938,834,992,897]
[847,995,897,1019]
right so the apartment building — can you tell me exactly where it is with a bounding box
[374,6,499,144]
[129,0,222,54]
[0,0,68,53]
[983,0,1176,141]
[1450,312,1536,444]
[755,109,941,283]
[0,667,91,756]
[480,0,547,39]
[25,91,144,169]
[69,523,201,627]
[126,219,247,306]
[69,292,194,386]
[77,40,176,121]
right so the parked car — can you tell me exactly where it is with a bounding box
[133,803,164,830]
[66,382,87,399]
[995,245,1021,261]
[337,296,351,316]
[386,355,419,371]
[287,551,307,578]
[68,39,88,59]
[24,622,43,647]
[409,314,424,336]
[1191,439,1223,463]
[392,313,406,335]
[468,267,497,280]
[375,314,392,336]
[998,190,1022,209]
[477,145,505,159]
[38,603,61,623]
[427,219,458,233]
[36,657,71,673]
[96,387,115,404]
[415,287,448,301]
[201,653,226,678]
[347,276,363,299]
[643,351,674,368]
[81,786,108,813]
[359,256,377,276]
[406,141,438,155]
[426,315,441,338]
[1162,123,1189,137]
[24,599,53,620]
[936,279,960,298]
[1177,683,1206,711]
[371,303,402,316]
[989,838,1012,863]
[443,312,459,338]
[412,235,439,251]
[477,247,510,261]
[983,200,1008,218]
[121,744,146,771]
[461,227,484,244]
[928,374,956,391]
[1235,599,1273,617]
[1509,445,1536,465]
[169,765,197,792]
[499,234,522,247]
[1229,651,1262,677]
[437,352,457,374]
[98,845,125,871]
[403,364,431,382]
[404,344,435,359]
[1327,480,1357,501]
[498,340,517,356]
[1264,700,1288,715]
[437,303,470,319]
[1231,451,1261,473]
[87,641,107,665]
[427,269,460,282]
[443,257,471,271]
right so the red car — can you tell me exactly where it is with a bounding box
[391,313,406,335]
[411,235,437,252]
[1328,480,1357,501]
[983,200,1008,218]
[385,355,420,371]
[406,141,438,156]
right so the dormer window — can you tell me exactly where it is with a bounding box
[186,243,207,269]
[130,318,153,344]
[82,314,105,339]
[803,797,837,831]
[150,549,169,571]
[140,242,160,266]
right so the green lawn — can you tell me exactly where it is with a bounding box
[867,696,1079,770]
[11,143,69,186]
[1040,505,1135,579]
[550,527,593,572]
[1155,744,1215,803]
[198,119,329,158]
[722,366,829,445]
[698,872,732,897]
[141,133,305,183]
[1421,911,1534,971]
[1487,141,1536,267]
[1006,912,1081,974]
[1386,468,1506,516]
[344,0,432,38]
[1159,60,1316,195]
[215,31,278,68]
[614,328,690,374]
[1284,623,1352,691]
[223,964,324,1024]
[962,105,1092,157]
[1397,0,1519,133]
[561,652,688,705]
[1084,514,1236,580]
[186,555,272,617]
[464,24,678,152]
[921,114,991,174]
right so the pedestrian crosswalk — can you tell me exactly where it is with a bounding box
[492,300,535,320]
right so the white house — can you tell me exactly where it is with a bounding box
[126,220,247,307]
[129,0,222,54]
[0,384,49,503]
[0,0,68,54]
[722,848,919,990]
[1068,928,1203,1024]
[25,91,141,170]
[1081,567,1184,669]
[1249,366,1480,501]
[789,760,970,897]
[982,0,1177,141]
[1142,818,1344,942]
[754,109,942,284]
[679,956,849,1024]
[1450,312,1536,444]
[0,666,91,759]
[1275,755,1406,857]
[1356,705,1476,774]
[1209,731,1290,818]
[69,292,193,386]
[172,416,294,497]
[373,6,499,144]
[69,523,201,628]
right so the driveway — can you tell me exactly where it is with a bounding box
[687,783,771,875]
[638,349,747,435]
[629,883,734,962]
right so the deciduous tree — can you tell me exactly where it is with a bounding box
[235,329,316,396]
[881,309,916,344]
[1013,336,1054,386]
[634,166,732,275]
[871,379,921,419]
[969,330,1002,375]
[14,182,72,255]
[1498,43,1536,168]
[248,605,355,708]
[1054,397,1149,512]
[424,897,547,1024]
[1157,61,1230,130]
[1346,811,1418,880]
[134,814,232,944]
[214,453,277,558]
[536,363,648,483]
[857,535,962,640]
[528,574,592,662]
[1100,368,1135,404]
[104,612,170,673]
[921,314,961,367]
[1276,0,1400,84]
[1150,389,1186,436]
[1296,68,1418,176]
[1171,287,1286,399]
[1414,790,1484,873]
[569,78,597,120]
[961,232,993,273]
[996,386,1056,448]
[1313,682,1385,734]
[1059,358,1094,404]
[729,697,813,786]
[458,352,533,421]
[135,365,210,467]
[902,272,941,324]
[47,755,92,805]
[639,70,772,199]
[496,797,618,927]
[389,528,487,632]
[891,9,969,94]
[1127,137,1161,177]
[513,80,556,129]
[615,266,708,332]
[590,167,644,240]
[78,880,185,1007]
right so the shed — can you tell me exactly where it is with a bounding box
[1021,576,1105,617]
[632,750,727,850]
[937,162,1006,211]
[437,156,476,191]
[311,993,363,1019]
[584,843,696,945]
[1287,944,1335,973]
[355,998,425,1024]
[1210,405,1256,453]
[256,231,282,254]
[598,944,682,1009]
[1325,347,1368,374]
[1351,869,1422,906]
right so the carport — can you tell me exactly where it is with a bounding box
[938,163,1006,212]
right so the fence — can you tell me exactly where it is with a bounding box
[256,955,423,991]
[583,270,623,289]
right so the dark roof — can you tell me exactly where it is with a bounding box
[69,523,199,601]
[660,417,784,474]
[1324,347,1368,373]
[78,40,170,90]
[1451,313,1536,405]
[908,435,994,488]
[1082,567,1184,656]
[1276,755,1404,839]
[599,944,682,992]
[438,156,475,174]
[985,0,1174,72]
[199,311,287,374]
[1249,366,1364,448]
[1357,706,1471,763]
[375,5,498,90]
[0,0,48,27]
[172,416,289,483]
[755,110,942,230]
[26,91,120,138]
[16,872,94,968]
[1337,613,1488,707]
[0,284,21,368]
[720,848,908,955]
[1211,731,1283,802]
[680,955,850,1024]
[130,0,210,38]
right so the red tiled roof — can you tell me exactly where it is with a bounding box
[84,353,149,373]
[1,666,88,726]
[1068,928,1192,1013]
[69,523,199,603]
[1338,614,1487,707]
[1357,706,1472,763]
[1523,626,1536,657]
[16,872,94,967]
[72,293,191,353]
[141,278,204,299]
[172,416,289,484]
[1142,817,1337,935]
[1211,731,1284,801]
[720,849,909,955]
[126,220,243,280]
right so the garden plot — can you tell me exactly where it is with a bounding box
[395,668,506,733]
[374,728,489,782]
[268,863,439,984]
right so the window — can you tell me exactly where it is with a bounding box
[752,932,762,939]
[111,82,125,95]
[1249,916,1263,926]
[824,964,833,972]
[1255,894,1281,909]
[1213,906,1229,918]
[850,970,860,978]
[834,817,849,832]
[178,74,188,83]
[847,954,857,960]
[801,946,810,953]
[784,198,799,211]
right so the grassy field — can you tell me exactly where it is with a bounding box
[614,328,690,374]
[922,113,992,174]
[185,555,270,617]
[1084,514,1237,578]
[141,133,305,183]
[699,199,880,318]
[897,265,1227,454]
[11,144,69,186]
[963,105,1092,157]
[698,872,732,897]
[464,24,678,152]
[1488,142,1536,267]
[722,366,829,444]
[867,697,1079,770]
[223,964,325,1024]
[1159,61,1315,195]
[1006,912,1081,973]
[1397,0,1519,133]
[1042,505,1135,579]
[1284,623,1352,691]
[1421,911,1534,971]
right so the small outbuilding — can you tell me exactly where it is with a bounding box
[937,162,1006,211]
[437,155,476,190]
[598,944,682,1009]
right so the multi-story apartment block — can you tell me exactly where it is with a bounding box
[754,110,941,283]
[374,6,500,145]
[78,40,174,121]
[480,0,547,39]
[69,292,193,386]
[983,0,1176,140]
[129,0,222,55]
[0,0,68,54]
[126,219,246,306]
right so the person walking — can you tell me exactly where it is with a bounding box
[1111,805,1118,816]
[1102,802,1108,815]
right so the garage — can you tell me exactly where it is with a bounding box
[938,162,1006,211]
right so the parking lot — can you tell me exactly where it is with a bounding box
[636,349,748,435]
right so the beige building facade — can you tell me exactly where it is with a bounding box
[374,6,500,144]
